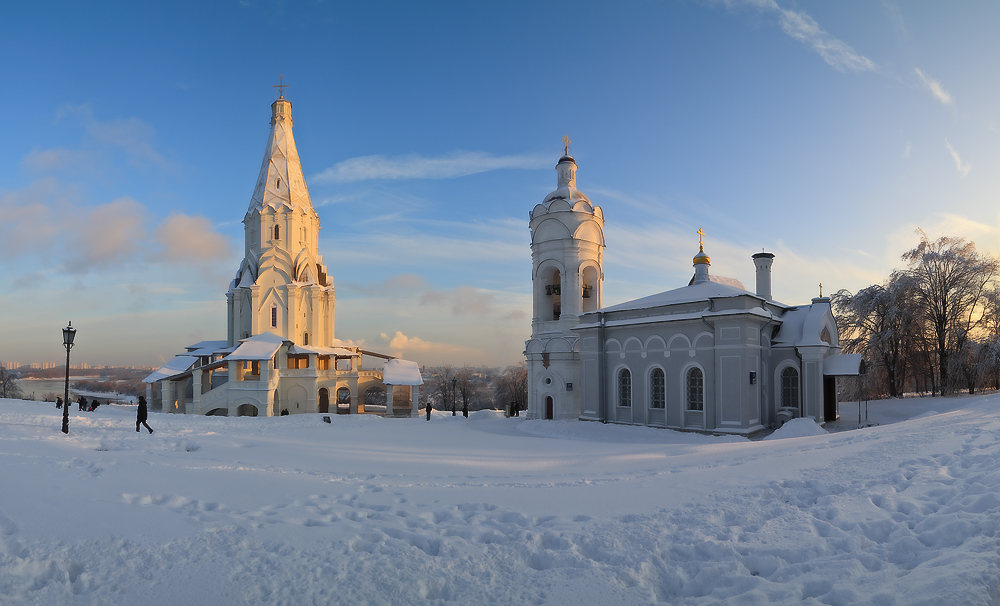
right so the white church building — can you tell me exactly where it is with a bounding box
[144,90,421,417]
[524,148,862,435]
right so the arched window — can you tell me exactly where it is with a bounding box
[303,332,309,346]
[618,368,632,407]
[274,225,280,240]
[650,368,665,409]
[337,387,351,405]
[686,367,704,411]
[781,367,800,409]
[271,307,277,328]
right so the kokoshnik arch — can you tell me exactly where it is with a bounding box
[143,87,422,417]
[523,144,864,436]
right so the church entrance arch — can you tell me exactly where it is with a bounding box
[337,387,351,414]
[237,404,258,417]
[545,396,554,419]
[318,388,329,414]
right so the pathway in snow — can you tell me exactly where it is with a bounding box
[1,398,999,604]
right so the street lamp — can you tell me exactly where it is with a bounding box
[451,378,457,416]
[61,321,76,434]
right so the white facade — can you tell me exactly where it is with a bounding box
[524,153,859,435]
[524,150,605,420]
[144,93,418,418]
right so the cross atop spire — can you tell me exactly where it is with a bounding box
[274,75,290,99]
[562,134,571,157]
[697,228,706,251]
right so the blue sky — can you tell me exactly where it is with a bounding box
[2,1,999,368]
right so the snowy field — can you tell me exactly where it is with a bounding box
[2,396,1000,605]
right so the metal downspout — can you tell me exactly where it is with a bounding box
[598,311,607,422]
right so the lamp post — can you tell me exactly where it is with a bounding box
[61,321,76,434]
[451,378,457,416]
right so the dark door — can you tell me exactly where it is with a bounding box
[318,388,329,414]
[823,376,838,422]
[545,396,553,420]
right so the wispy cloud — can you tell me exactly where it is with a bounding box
[54,104,175,171]
[724,0,875,72]
[914,68,953,106]
[945,140,971,177]
[312,151,549,183]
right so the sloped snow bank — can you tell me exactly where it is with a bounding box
[764,417,829,440]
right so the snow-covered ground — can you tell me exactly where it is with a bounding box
[2,395,1000,605]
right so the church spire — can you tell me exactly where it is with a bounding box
[248,82,314,214]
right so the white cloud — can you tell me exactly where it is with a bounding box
[914,68,954,106]
[153,214,231,264]
[380,331,478,358]
[945,140,971,177]
[54,104,175,171]
[726,0,876,72]
[312,151,549,183]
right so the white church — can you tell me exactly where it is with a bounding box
[524,146,863,435]
[144,89,421,417]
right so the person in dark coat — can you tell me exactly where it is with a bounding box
[136,396,153,434]
[56,396,62,409]
[78,396,87,411]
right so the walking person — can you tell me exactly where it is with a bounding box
[136,396,153,434]
[56,396,62,409]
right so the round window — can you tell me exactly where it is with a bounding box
[545,378,551,385]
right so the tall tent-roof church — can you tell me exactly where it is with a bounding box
[524,143,863,436]
[144,88,422,417]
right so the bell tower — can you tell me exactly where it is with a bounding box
[524,139,605,420]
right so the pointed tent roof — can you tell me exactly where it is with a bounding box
[248,95,314,214]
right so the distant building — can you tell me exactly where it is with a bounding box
[524,147,861,435]
[144,89,421,417]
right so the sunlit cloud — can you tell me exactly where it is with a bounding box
[379,331,479,358]
[945,140,971,177]
[312,151,549,183]
[724,0,876,72]
[153,214,232,263]
[914,68,954,106]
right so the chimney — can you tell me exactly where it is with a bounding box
[752,252,774,301]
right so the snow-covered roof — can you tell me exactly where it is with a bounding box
[228,332,286,360]
[185,340,228,353]
[382,359,424,385]
[144,356,198,383]
[287,345,358,357]
[600,279,755,313]
[824,354,865,376]
[773,299,836,348]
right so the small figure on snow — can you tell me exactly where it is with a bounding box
[78,396,87,411]
[136,396,153,434]
[56,396,62,409]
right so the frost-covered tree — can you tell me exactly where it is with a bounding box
[833,271,920,398]
[0,368,23,399]
[901,230,999,395]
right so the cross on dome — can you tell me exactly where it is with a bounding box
[562,134,572,156]
[697,228,706,251]
[274,75,290,99]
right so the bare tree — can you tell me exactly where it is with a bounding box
[0,368,23,399]
[833,271,919,398]
[902,230,999,394]
[493,362,527,412]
